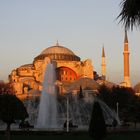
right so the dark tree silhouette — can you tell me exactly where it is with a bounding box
[98,85,113,107]
[89,101,106,140]
[78,86,84,99]
[118,0,140,30]
[0,82,14,95]
[98,85,140,126]
[0,94,28,140]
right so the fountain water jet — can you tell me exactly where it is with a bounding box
[36,62,58,129]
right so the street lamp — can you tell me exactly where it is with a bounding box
[116,102,119,118]
[66,94,69,132]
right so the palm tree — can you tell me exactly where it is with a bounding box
[118,0,140,30]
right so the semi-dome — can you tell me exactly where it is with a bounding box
[65,77,99,92]
[34,42,80,61]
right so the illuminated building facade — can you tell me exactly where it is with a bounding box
[9,42,94,99]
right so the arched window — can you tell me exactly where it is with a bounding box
[56,67,77,82]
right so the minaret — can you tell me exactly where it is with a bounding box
[101,46,106,80]
[123,30,131,87]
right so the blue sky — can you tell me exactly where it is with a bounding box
[0,0,140,86]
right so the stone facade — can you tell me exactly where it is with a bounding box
[9,43,94,99]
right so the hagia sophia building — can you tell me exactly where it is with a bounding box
[9,31,132,100]
[9,41,99,100]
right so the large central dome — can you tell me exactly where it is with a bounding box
[41,43,75,55]
[34,42,80,61]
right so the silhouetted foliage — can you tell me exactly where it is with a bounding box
[0,82,14,95]
[118,0,140,30]
[98,85,112,107]
[0,94,28,140]
[98,85,140,126]
[78,86,84,99]
[89,102,106,140]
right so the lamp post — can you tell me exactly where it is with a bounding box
[116,102,119,118]
[66,95,69,132]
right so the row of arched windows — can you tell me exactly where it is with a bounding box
[34,54,80,61]
[56,67,77,82]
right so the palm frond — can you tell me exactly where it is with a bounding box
[118,0,140,30]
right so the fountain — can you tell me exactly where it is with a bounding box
[24,62,120,130]
[56,94,120,130]
[36,62,57,129]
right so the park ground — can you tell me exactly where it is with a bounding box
[0,130,140,140]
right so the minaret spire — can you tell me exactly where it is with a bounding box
[123,30,131,87]
[124,29,128,43]
[102,46,105,57]
[101,45,106,80]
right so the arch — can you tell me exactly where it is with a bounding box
[56,67,77,82]
[20,77,38,92]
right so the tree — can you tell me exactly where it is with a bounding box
[98,85,113,107]
[98,85,140,127]
[111,87,136,120]
[89,101,106,140]
[0,94,28,140]
[78,86,84,99]
[118,0,140,30]
[109,86,140,126]
[0,82,14,95]
[121,95,140,126]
